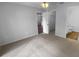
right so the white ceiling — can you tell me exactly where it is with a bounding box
[15,2,59,12]
[16,2,43,9]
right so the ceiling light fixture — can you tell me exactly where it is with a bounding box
[41,2,48,8]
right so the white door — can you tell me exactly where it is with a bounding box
[42,12,49,34]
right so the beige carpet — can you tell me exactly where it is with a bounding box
[1,32,79,57]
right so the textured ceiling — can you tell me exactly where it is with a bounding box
[15,2,59,12]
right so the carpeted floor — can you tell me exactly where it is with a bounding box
[1,32,79,57]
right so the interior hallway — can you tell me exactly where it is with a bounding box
[1,32,79,57]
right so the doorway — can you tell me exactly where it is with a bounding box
[49,12,56,33]
[41,11,56,34]
[49,11,56,33]
[37,12,43,34]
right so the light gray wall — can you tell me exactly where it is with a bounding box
[55,4,67,38]
[46,2,57,12]
[55,2,79,38]
[0,2,38,46]
[66,6,79,32]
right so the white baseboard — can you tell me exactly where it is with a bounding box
[0,33,38,46]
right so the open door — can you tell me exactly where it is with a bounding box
[42,12,49,34]
[42,11,56,34]
[37,12,43,34]
[38,23,43,34]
